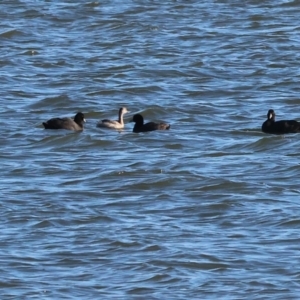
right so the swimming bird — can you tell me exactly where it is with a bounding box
[43,112,86,131]
[262,109,300,134]
[97,107,129,129]
[130,113,170,133]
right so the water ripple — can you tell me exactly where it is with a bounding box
[1,0,300,299]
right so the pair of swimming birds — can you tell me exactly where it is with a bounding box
[42,107,170,133]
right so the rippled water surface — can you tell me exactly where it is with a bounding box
[1,0,300,298]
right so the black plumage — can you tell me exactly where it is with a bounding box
[43,112,86,131]
[262,109,300,134]
[130,114,170,133]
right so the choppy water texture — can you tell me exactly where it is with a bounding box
[1,0,300,299]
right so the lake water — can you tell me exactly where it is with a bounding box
[1,0,300,299]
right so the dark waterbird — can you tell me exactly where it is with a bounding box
[130,113,170,133]
[262,109,300,134]
[43,112,86,131]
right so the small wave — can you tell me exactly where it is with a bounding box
[0,29,23,38]
[21,50,39,55]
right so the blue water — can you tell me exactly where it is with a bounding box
[1,1,300,299]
